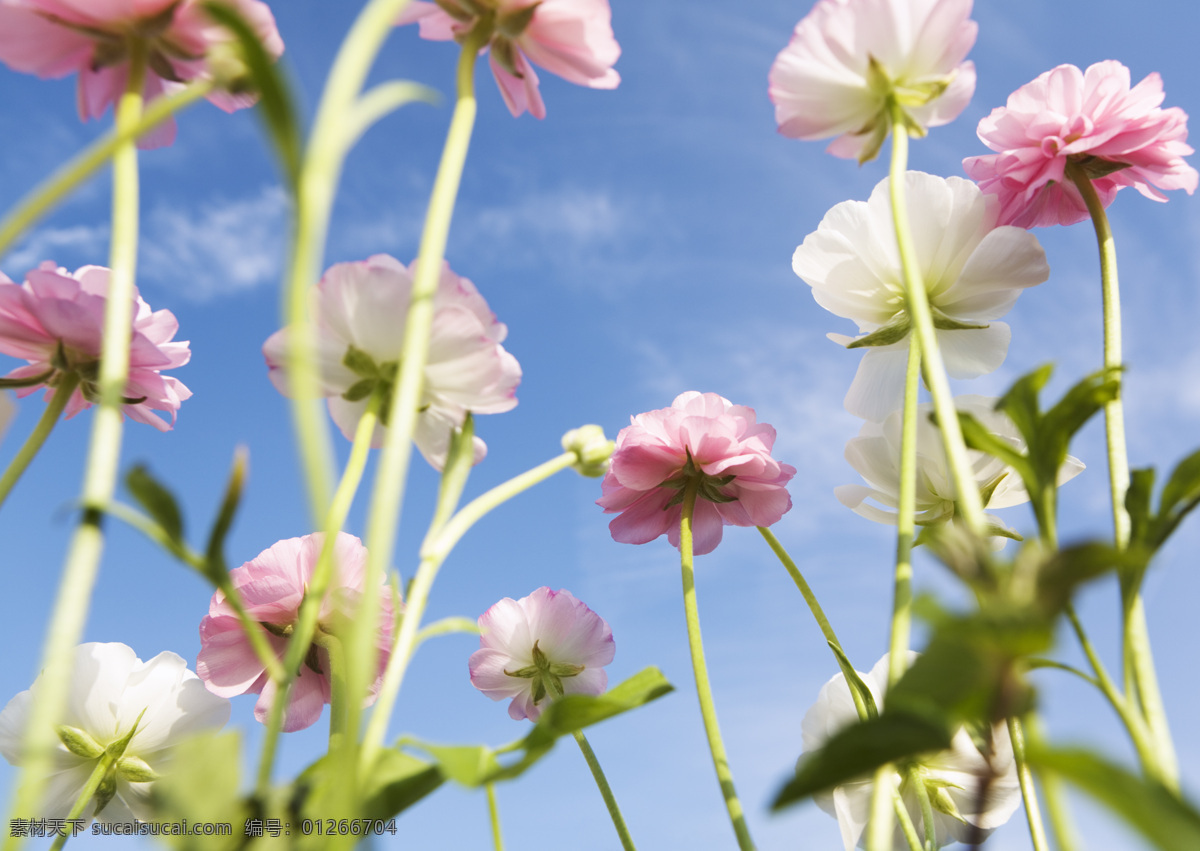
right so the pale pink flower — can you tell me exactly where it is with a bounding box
[262,254,520,470]
[469,587,614,721]
[963,61,1198,228]
[597,392,796,556]
[397,0,620,119]
[0,262,191,431]
[769,0,977,162]
[196,532,396,733]
[0,0,284,148]
[0,643,229,823]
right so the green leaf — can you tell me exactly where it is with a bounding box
[1028,746,1200,851]
[204,447,247,573]
[428,414,476,535]
[930,308,988,331]
[1036,542,1130,612]
[1158,449,1200,519]
[845,314,911,349]
[1127,467,1156,548]
[827,642,878,720]
[300,747,443,823]
[149,732,247,851]
[955,412,1033,488]
[772,711,951,811]
[996,363,1053,447]
[126,464,185,545]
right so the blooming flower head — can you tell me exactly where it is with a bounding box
[262,254,521,470]
[802,653,1021,849]
[196,532,396,733]
[0,643,230,822]
[792,172,1049,421]
[835,395,1084,543]
[963,61,1198,228]
[0,0,284,148]
[769,0,978,162]
[0,262,191,430]
[397,0,620,119]
[469,587,614,721]
[596,391,796,556]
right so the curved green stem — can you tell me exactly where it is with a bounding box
[1008,716,1050,851]
[570,730,636,850]
[486,783,505,851]
[47,757,112,851]
[680,482,755,850]
[0,372,79,512]
[889,336,921,687]
[887,105,985,536]
[892,784,924,851]
[3,48,147,850]
[756,526,846,652]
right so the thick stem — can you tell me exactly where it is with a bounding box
[889,337,921,687]
[0,372,79,511]
[866,767,896,851]
[680,483,756,850]
[486,783,505,851]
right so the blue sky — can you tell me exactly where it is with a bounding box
[2,1,1200,848]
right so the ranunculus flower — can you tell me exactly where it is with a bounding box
[469,587,614,721]
[262,254,520,470]
[0,0,284,148]
[0,642,230,822]
[196,532,396,733]
[963,61,1198,228]
[835,395,1084,543]
[596,391,796,556]
[397,0,620,119]
[0,262,191,431]
[769,0,978,162]
[802,653,1021,849]
[792,172,1049,422]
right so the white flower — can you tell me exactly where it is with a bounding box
[835,395,1084,543]
[263,254,521,470]
[802,653,1021,850]
[0,643,230,823]
[769,0,978,162]
[792,171,1050,421]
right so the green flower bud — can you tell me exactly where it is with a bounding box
[116,755,159,783]
[57,725,105,760]
[562,425,614,477]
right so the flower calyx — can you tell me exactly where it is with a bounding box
[856,55,958,163]
[503,639,584,708]
[340,344,397,423]
[659,448,739,509]
[562,424,614,477]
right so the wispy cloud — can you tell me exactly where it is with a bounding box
[3,224,109,275]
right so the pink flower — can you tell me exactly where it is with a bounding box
[397,0,620,119]
[769,0,977,162]
[0,0,284,148]
[469,587,614,721]
[262,254,521,470]
[597,392,796,556]
[963,61,1198,228]
[0,262,191,431]
[196,532,396,733]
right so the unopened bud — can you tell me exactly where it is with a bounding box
[562,425,614,477]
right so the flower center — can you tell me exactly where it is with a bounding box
[503,639,585,707]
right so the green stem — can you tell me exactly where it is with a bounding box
[680,482,755,850]
[907,767,936,851]
[889,336,921,687]
[47,757,112,851]
[0,372,79,511]
[0,80,213,262]
[1067,164,1176,788]
[554,704,637,851]
[1007,716,1050,851]
[756,527,846,652]
[361,450,577,765]
[486,783,505,851]
[866,766,895,851]
[1026,715,1079,851]
[3,47,147,850]
[892,785,924,851]
[886,104,985,537]
[313,631,349,747]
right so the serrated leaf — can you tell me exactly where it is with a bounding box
[126,465,185,545]
[1027,746,1200,851]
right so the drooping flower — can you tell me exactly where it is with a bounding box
[397,0,620,119]
[0,262,191,430]
[196,532,396,733]
[802,653,1021,849]
[597,391,796,556]
[0,642,230,822]
[769,0,978,162]
[963,61,1198,228]
[469,587,614,721]
[0,0,284,148]
[835,395,1084,542]
[262,254,520,470]
[792,172,1049,422]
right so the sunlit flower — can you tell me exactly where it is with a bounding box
[0,0,284,148]
[835,395,1083,542]
[597,391,796,556]
[469,587,614,721]
[262,254,521,470]
[196,532,396,733]
[802,653,1021,849]
[792,172,1048,421]
[0,262,191,431]
[963,61,1198,228]
[0,643,229,822]
[769,0,978,162]
[397,0,620,119]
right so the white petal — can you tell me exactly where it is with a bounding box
[844,345,911,421]
[938,226,1049,320]
[937,324,1011,379]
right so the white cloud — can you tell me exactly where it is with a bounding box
[3,224,109,275]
